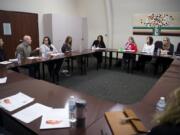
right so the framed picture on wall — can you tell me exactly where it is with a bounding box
[3,23,12,35]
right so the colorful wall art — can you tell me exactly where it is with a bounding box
[133,13,180,36]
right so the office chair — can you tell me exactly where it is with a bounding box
[175,42,180,56]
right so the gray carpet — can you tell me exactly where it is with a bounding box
[57,61,158,104]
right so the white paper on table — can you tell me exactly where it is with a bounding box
[27,56,39,60]
[0,77,7,84]
[9,58,18,62]
[12,103,52,124]
[50,53,64,57]
[0,92,34,112]
[94,48,106,50]
[0,61,12,65]
[40,108,70,129]
[124,50,135,52]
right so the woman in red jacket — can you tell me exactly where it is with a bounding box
[122,36,138,72]
[124,36,138,52]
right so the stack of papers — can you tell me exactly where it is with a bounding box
[13,103,52,123]
[0,92,34,111]
[40,108,70,129]
[0,61,12,65]
[0,77,7,84]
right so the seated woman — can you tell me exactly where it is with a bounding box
[154,37,174,74]
[142,36,155,54]
[40,37,63,81]
[61,36,73,74]
[122,36,138,72]
[92,35,106,69]
[160,37,174,55]
[138,36,154,71]
[40,36,58,57]
[147,87,180,135]
[0,38,5,62]
[124,36,138,52]
[61,36,72,53]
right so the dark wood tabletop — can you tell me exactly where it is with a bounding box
[0,50,95,69]
[0,72,115,135]
[87,59,180,135]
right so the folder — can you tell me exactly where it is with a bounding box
[105,108,147,135]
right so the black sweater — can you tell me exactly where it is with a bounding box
[147,123,180,135]
[0,48,5,62]
[92,40,106,48]
[61,44,72,53]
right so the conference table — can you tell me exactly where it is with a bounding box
[0,49,180,135]
[1,50,94,81]
[85,58,180,135]
[0,70,115,135]
[1,48,175,76]
[103,49,175,71]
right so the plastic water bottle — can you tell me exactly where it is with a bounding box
[42,53,45,58]
[157,48,161,56]
[156,97,166,112]
[68,96,76,123]
[17,53,21,64]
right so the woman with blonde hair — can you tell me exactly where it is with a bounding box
[148,87,180,135]
[121,36,138,72]
[61,36,72,53]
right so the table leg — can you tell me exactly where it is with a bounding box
[104,51,107,69]
[109,52,112,69]
[116,52,119,63]
[71,58,74,73]
[42,63,45,80]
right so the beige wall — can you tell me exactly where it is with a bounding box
[0,0,78,44]
[112,0,180,51]
[77,0,180,50]
[77,0,108,48]
[0,0,180,50]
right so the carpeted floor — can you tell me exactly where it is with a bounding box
[57,58,158,104]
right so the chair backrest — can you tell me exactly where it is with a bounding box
[154,41,163,53]
[176,43,180,55]
[30,49,40,56]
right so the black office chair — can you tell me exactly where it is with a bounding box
[152,41,163,75]
[154,41,163,53]
[175,42,180,56]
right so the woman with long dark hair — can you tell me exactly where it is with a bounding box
[40,36,58,57]
[138,36,154,71]
[40,36,63,81]
[92,35,106,69]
